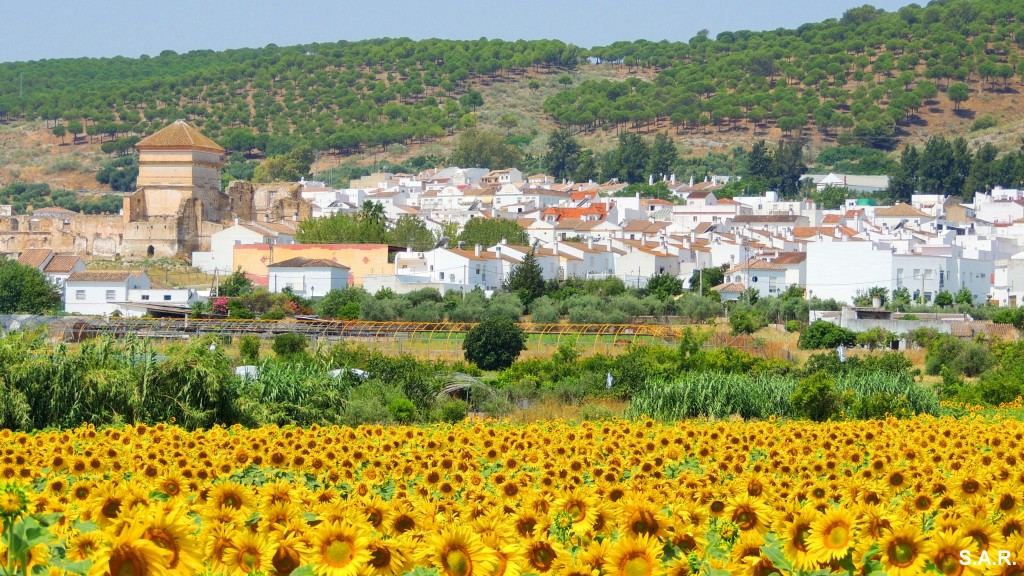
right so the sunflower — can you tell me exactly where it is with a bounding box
[619,498,669,539]
[427,525,496,576]
[271,532,312,576]
[958,518,999,552]
[222,530,276,576]
[203,523,237,575]
[67,530,105,562]
[88,522,171,576]
[725,494,772,534]
[780,507,819,572]
[363,534,412,576]
[157,470,188,500]
[139,505,202,576]
[806,507,856,564]
[552,488,599,535]
[522,536,565,575]
[927,530,980,576]
[879,524,927,576]
[604,534,663,576]
[489,542,526,576]
[87,482,124,528]
[208,481,254,512]
[311,520,372,576]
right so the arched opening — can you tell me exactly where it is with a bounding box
[7,219,17,232]
[147,245,155,257]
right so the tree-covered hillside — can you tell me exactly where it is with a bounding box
[546,0,1024,148]
[2,0,1024,160]
[0,39,580,155]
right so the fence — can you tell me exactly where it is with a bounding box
[46,317,788,361]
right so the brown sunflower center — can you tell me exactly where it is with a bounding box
[370,546,392,568]
[109,547,146,576]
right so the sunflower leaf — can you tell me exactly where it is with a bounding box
[291,566,316,576]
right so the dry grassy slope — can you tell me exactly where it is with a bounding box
[4,64,1024,191]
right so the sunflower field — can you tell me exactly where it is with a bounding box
[3,415,1024,576]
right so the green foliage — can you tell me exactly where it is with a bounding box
[502,250,545,307]
[219,269,255,297]
[95,156,138,192]
[729,310,766,335]
[812,186,848,210]
[972,114,998,131]
[449,129,522,169]
[643,273,683,300]
[239,335,260,365]
[991,307,1024,330]
[295,201,388,244]
[855,327,897,350]
[463,317,526,371]
[543,128,581,181]
[316,287,368,319]
[254,146,314,182]
[456,218,529,247]
[791,372,841,422]
[436,399,469,423]
[924,334,991,377]
[688,265,726,295]
[934,290,953,308]
[0,259,61,314]
[271,333,308,360]
[387,397,417,423]
[389,215,436,251]
[798,320,856,349]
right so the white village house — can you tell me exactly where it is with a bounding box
[267,257,351,298]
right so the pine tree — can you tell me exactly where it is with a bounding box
[503,250,545,307]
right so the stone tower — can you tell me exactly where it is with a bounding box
[122,121,229,258]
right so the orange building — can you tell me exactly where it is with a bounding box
[233,243,391,287]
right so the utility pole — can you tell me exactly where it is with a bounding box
[699,267,703,297]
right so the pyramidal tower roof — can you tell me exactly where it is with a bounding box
[136,120,224,152]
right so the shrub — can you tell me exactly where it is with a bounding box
[463,317,527,371]
[924,335,991,377]
[387,398,417,423]
[798,320,856,349]
[577,403,618,420]
[239,335,260,364]
[785,320,803,333]
[729,310,766,335]
[272,333,308,359]
[529,296,561,323]
[791,372,842,422]
[437,399,469,423]
[972,114,998,131]
[261,308,285,320]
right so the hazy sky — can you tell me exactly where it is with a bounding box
[2,0,919,63]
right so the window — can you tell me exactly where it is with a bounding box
[141,295,150,301]
[163,295,172,301]
[105,290,116,302]
[75,290,85,301]
[475,268,480,275]
[439,272,445,280]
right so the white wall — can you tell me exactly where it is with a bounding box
[65,275,151,316]
[806,242,893,304]
[268,266,349,298]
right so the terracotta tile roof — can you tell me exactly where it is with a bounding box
[726,258,786,274]
[17,249,52,269]
[874,203,930,218]
[687,191,711,199]
[712,282,746,293]
[43,255,83,274]
[257,222,297,235]
[137,120,224,152]
[68,271,139,283]
[770,252,808,265]
[268,257,349,269]
[822,214,841,224]
[793,226,859,239]
[732,214,802,224]
[446,248,493,262]
[622,220,669,233]
[33,206,79,216]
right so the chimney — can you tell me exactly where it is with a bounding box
[457,240,465,250]
[500,237,508,245]
[690,231,696,242]
[587,237,594,250]
[553,243,559,255]
[474,244,481,257]
[606,236,613,251]
[234,216,240,226]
